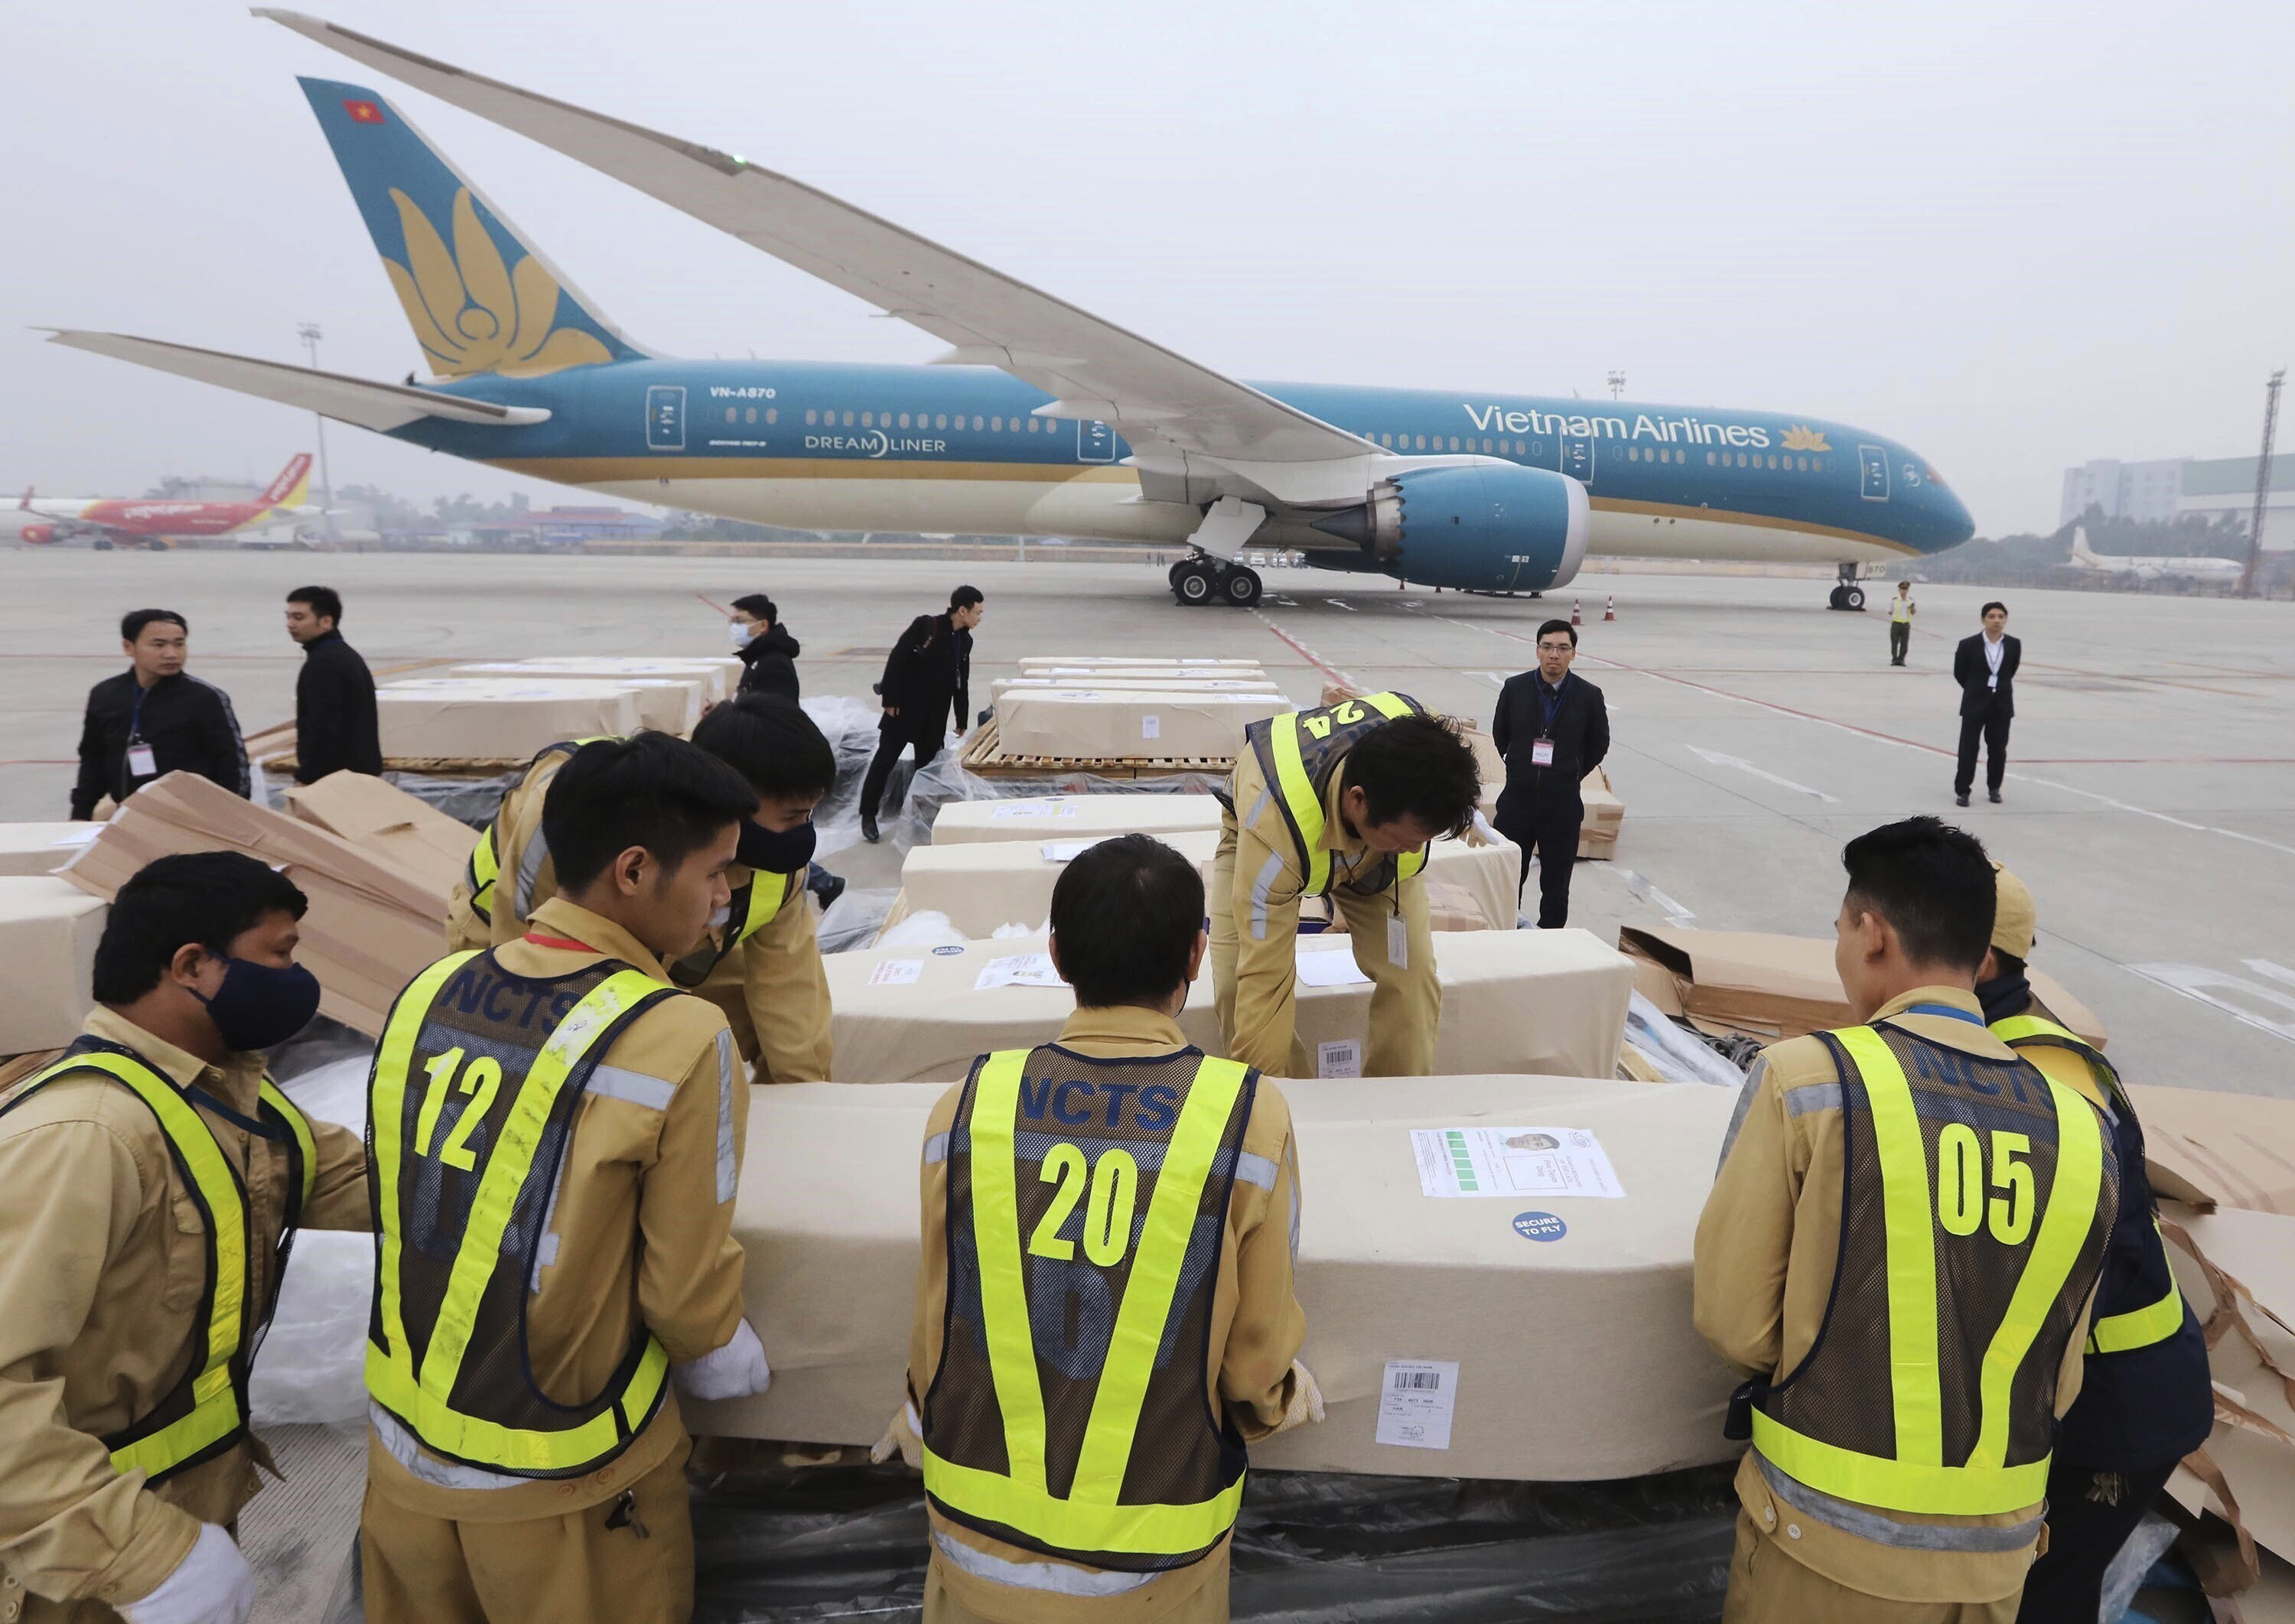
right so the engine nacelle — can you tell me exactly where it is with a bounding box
[1311,464,1589,592]
[19,525,57,545]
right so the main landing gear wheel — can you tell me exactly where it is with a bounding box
[1220,565,1263,607]
[1172,560,1216,606]
[1842,584,1864,610]
[1828,564,1865,610]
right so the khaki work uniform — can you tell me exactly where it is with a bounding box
[905,1006,1306,1624]
[0,1010,369,1623]
[446,750,833,1082]
[360,897,754,1624]
[1694,988,2105,1622]
[1209,749,1436,1079]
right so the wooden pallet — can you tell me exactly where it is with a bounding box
[957,721,1235,780]
[260,753,527,778]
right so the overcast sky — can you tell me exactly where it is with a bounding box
[7,1,2290,536]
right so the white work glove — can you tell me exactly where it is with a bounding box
[671,1320,772,1401]
[1468,812,1503,848]
[870,1400,924,1469]
[1271,1360,1326,1436]
[119,1524,256,1624]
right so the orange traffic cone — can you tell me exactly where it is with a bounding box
[1603,594,1616,621]
[1571,598,1582,626]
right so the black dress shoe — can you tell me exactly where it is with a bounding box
[815,874,847,909]
[1955,792,1970,807]
[861,812,881,844]
[1988,789,2002,804]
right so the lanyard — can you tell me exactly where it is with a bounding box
[1537,675,1568,737]
[1901,1001,1984,1025]
[129,683,148,742]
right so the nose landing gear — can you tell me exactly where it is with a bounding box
[1826,563,1866,610]
[1170,552,1262,608]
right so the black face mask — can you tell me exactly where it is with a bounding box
[736,817,818,875]
[192,956,324,1053]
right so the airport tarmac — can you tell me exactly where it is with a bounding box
[5,545,2291,1103]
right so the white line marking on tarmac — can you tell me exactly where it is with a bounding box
[1686,747,1841,802]
[2127,963,2295,1045]
[1468,670,1509,689]
[1326,599,1357,612]
[1613,866,1696,924]
[2245,959,2295,990]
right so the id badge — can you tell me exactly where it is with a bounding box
[126,742,158,777]
[1531,738,1556,767]
[1387,913,1408,970]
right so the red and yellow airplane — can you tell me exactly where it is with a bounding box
[3,453,314,550]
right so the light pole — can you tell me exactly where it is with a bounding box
[297,323,339,543]
[1606,369,1626,400]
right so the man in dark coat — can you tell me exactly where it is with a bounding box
[70,609,249,818]
[1952,600,2020,806]
[1491,618,1610,928]
[285,586,382,783]
[729,593,802,701]
[859,585,985,841]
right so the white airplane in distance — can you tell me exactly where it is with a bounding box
[2067,525,2243,583]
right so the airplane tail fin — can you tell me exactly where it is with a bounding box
[2069,526,2096,564]
[261,453,314,510]
[295,76,649,379]
[15,487,30,511]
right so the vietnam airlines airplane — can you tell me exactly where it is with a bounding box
[50,12,1974,611]
[2,454,313,551]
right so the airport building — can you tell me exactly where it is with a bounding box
[2060,454,2295,542]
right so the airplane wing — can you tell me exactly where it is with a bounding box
[45,331,552,431]
[256,10,1378,505]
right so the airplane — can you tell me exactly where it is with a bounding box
[1,454,314,551]
[2067,524,2242,584]
[47,12,1974,611]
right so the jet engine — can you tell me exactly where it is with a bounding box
[18,525,57,545]
[1310,464,1589,592]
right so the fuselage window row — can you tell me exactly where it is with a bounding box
[796,408,1050,434]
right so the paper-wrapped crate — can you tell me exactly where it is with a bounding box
[825,927,1629,1083]
[929,794,1227,846]
[993,676,1284,696]
[1019,657,1264,673]
[0,823,101,877]
[894,829,1522,942]
[682,1074,1739,1481]
[376,679,645,761]
[285,772,477,895]
[994,689,1283,760]
[0,877,106,1054]
[478,656,741,704]
[1577,767,1624,859]
[452,666,704,734]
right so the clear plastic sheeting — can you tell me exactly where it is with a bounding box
[685,1461,1738,1622]
[877,910,968,951]
[1623,990,1752,1089]
[382,768,520,829]
[889,756,1231,855]
[818,886,900,955]
[253,1053,376,1427]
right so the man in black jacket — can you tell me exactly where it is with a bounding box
[70,608,249,818]
[859,584,985,841]
[1952,600,2020,807]
[285,585,382,783]
[1492,619,1609,928]
[729,593,802,701]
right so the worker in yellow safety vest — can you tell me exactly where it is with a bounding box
[448,695,838,1082]
[1209,692,1482,1079]
[360,734,774,1624]
[0,851,368,1624]
[1976,865,2212,1624]
[878,833,1322,1622]
[1694,817,2120,1623]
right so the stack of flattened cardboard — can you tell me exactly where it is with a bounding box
[58,772,447,1037]
[0,876,106,1056]
[2134,1090,2295,1606]
[451,666,704,734]
[376,679,644,761]
[1617,926,2109,1049]
[890,829,1522,943]
[0,822,101,877]
[284,771,475,895]
[1577,766,1625,859]
[825,926,1629,1084]
[682,1074,1740,1480]
[993,688,1285,760]
[928,794,1226,847]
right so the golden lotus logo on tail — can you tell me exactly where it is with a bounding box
[382,187,614,377]
[1779,425,1832,453]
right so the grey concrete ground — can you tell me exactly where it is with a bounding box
[7,548,2290,1095]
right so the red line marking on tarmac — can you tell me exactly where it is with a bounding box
[1252,611,1351,687]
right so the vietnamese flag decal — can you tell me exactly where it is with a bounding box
[343,99,386,125]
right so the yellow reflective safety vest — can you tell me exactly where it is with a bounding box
[667,864,799,990]
[464,737,616,926]
[1988,1013,2188,1356]
[366,949,678,1478]
[1743,1017,2118,1515]
[922,1046,1258,1570]
[1242,691,1431,898]
[0,1040,316,1485]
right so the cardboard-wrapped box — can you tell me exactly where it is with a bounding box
[60,773,448,1037]
[1019,657,1264,672]
[285,772,476,895]
[929,794,1226,847]
[452,666,703,734]
[825,926,1629,1084]
[0,877,106,1055]
[894,829,1522,943]
[0,823,101,877]
[684,1074,1739,1481]
[1578,766,1624,860]
[2133,1086,2295,1216]
[994,689,1283,760]
[477,656,741,704]
[376,679,644,762]
[993,676,1284,696]
[1618,926,2108,1049]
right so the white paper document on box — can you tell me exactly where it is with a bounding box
[1295,948,1373,988]
[1375,1360,1459,1450]
[868,959,923,987]
[1409,1126,1625,1199]
[991,802,1077,820]
[975,953,1065,990]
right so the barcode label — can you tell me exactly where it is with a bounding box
[1375,1359,1459,1450]
[1392,1369,1444,1391]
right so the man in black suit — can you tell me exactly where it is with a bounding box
[1492,618,1610,927]
[860,584,985,841]
[1952,600,2020,806]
